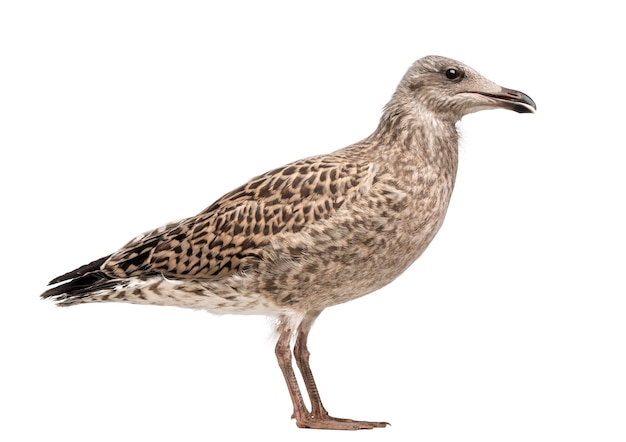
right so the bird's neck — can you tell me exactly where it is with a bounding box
[371,99,459,174]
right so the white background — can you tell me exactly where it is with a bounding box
[1,1,624,441]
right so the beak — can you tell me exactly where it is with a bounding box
[477,87,537,114]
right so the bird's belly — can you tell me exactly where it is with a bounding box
[250,204,448,310]
[83,276,285,316]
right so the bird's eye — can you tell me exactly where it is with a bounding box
[445,68,463,81]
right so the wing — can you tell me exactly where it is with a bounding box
[102,154,376,280]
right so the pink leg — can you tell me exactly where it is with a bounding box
[274,325,310,424]
[275,311,389,430]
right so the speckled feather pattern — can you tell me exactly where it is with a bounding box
[44,127,457,316]
[41,55,536,430]
[42,55,532,332]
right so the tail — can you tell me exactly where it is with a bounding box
[41,255,118,306]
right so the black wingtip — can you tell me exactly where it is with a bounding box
[48,255,111,285]
[41,270,115,302]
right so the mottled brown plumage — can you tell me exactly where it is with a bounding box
[42,55,535,430]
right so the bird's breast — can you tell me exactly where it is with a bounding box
[248,159,458,310]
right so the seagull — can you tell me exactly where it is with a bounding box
[42,55,535,430]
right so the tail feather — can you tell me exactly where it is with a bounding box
[48,255,111,285]
[42,256,118,306]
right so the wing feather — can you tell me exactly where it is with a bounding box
[103,155,375,280]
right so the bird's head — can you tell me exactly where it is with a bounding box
[396,55,536,122]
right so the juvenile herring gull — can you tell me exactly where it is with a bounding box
[42,55,536,430]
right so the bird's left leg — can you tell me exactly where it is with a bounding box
[293,310,328,419]
[292,310,389,430]
[275,322,310,424]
